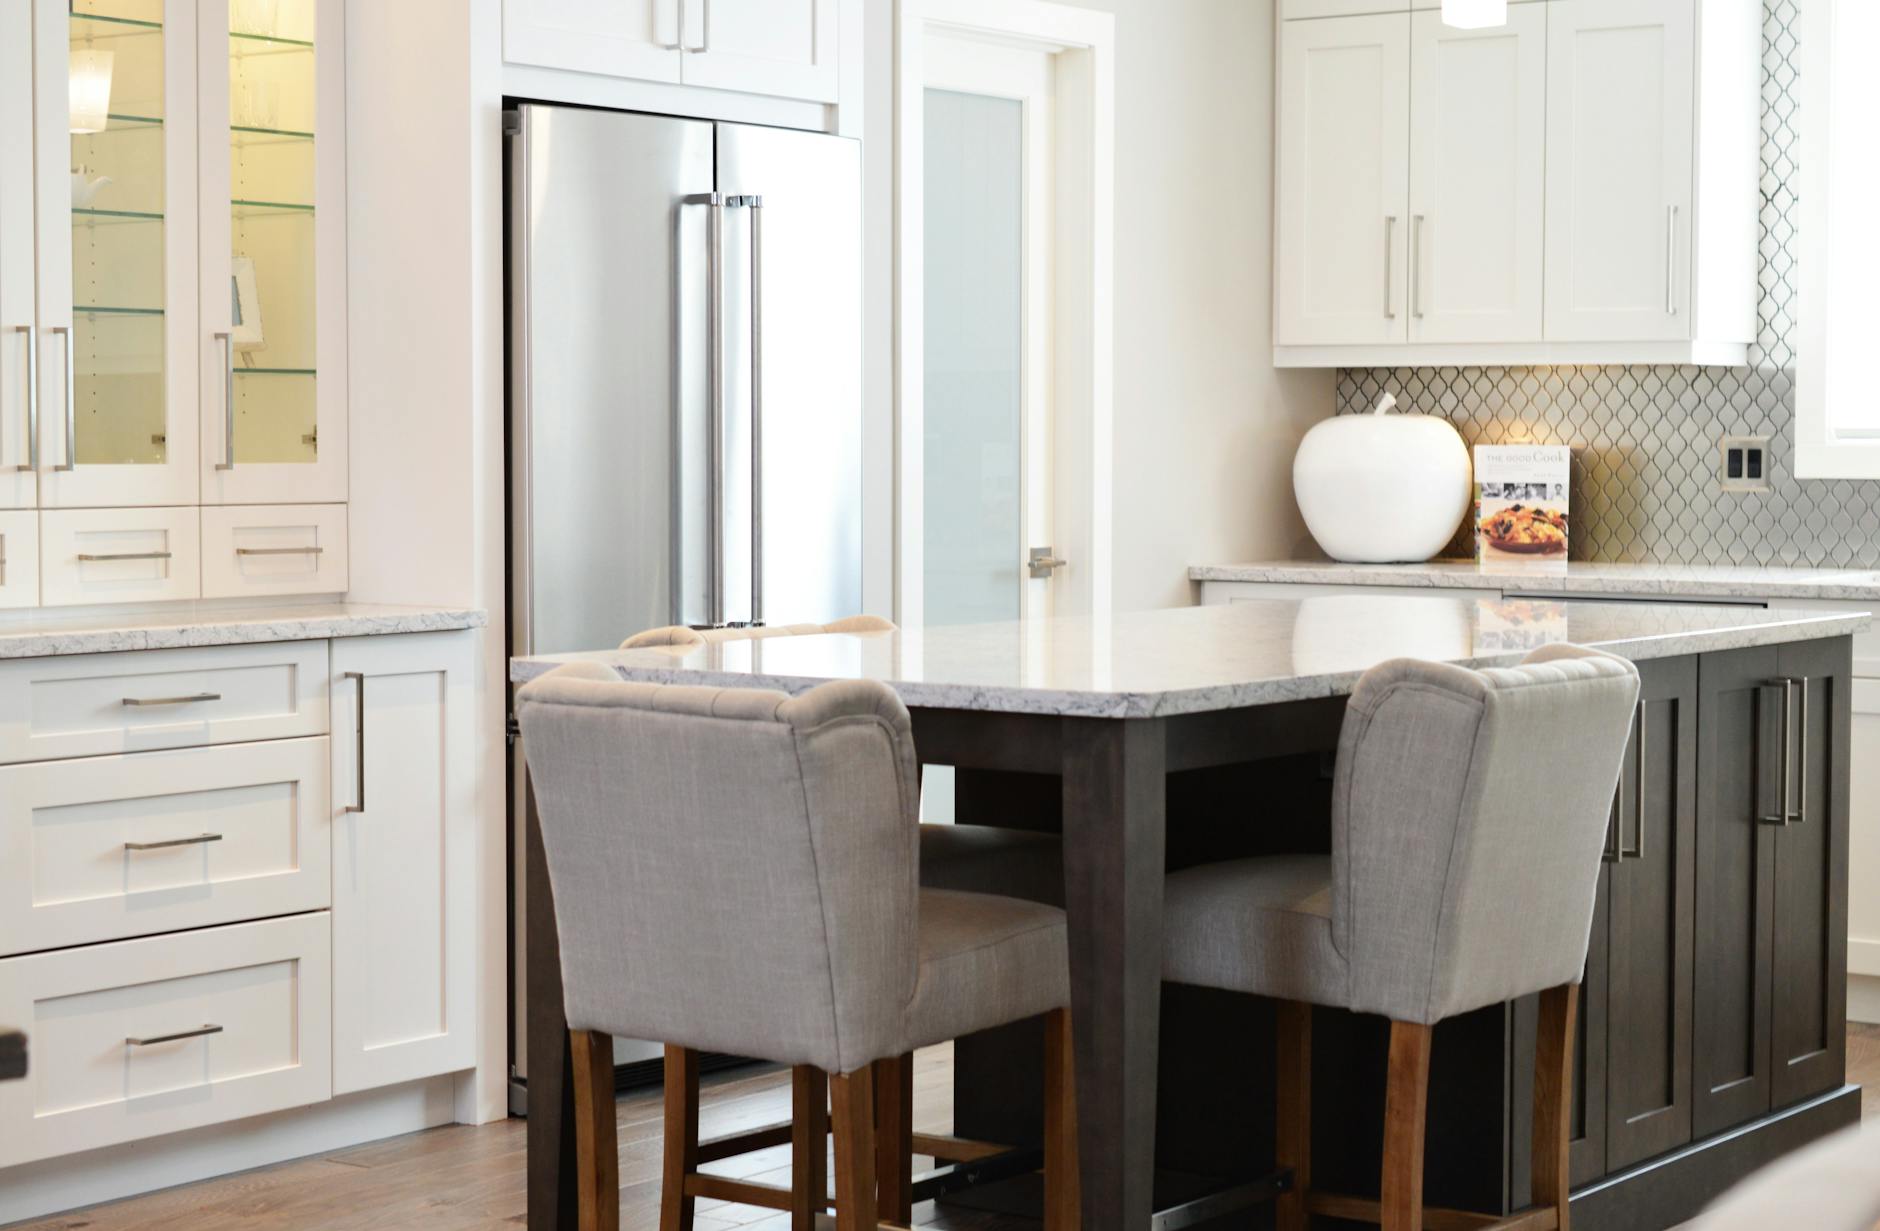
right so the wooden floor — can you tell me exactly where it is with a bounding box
[13,1026,1880,1231]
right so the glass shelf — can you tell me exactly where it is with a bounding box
[232,124,313,143]
[75,305,165,317]
[232,198,315,217]
[73,207,163,224]
[235,367,316,376]
[101,113,163,129]
[71,11,161,32]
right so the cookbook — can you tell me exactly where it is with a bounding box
[1474,445,1569,560]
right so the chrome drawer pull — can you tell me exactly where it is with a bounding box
[235,546,323,556]
[126,1024,223,1047]
[122,692,221,707]
[78,551,172,562]
[125,832,223,851]
[344,671,366,813]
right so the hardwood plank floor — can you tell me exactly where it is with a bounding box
[12,1027,1880,1231]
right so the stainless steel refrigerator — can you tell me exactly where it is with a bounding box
[505,104,862,1100]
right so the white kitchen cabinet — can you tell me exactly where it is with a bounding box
[1275,12,1410,347]
[1850,680,1880,1021]
[0,3,35,511]
[0,512,37,607]
[200,502,348,598]
[1408,5,1545,344]
[502,0,684,83]
[1542,0,1695,342]
[38,506,201,607]
[329,631,476,1095]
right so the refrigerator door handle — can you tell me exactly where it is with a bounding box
[685,191,725,626]
[738,194,765,627]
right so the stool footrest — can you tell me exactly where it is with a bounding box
[683,1173,796,1211]
[909,1132,1009,1164]
[1148,1168,1289,1231]
[697,1120,796,1164]
[908,1145,1044,1205]
[1304,1190,1560,1231]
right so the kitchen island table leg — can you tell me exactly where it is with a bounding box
[527,787,580,1230]
[1061,717,1168,1231]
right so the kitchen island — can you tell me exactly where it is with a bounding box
[514,597,1867,1231]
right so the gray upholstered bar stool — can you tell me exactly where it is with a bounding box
[517,662,1080,1231]
[1161,645,1640,1231]
[623,618,1065,907]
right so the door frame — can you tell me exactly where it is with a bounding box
[894,0,1113,627]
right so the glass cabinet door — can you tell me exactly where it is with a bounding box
[0,2,37,510]
[198,0,345,505]
[36,0,200,507]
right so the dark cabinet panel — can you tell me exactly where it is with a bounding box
[1606,654,1697,1169]
[1770,637,1850,1108]
[1569,865,1610,1187]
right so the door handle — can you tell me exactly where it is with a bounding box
[1620,700,1645,859]
[215,330,235,470]
[344,671,366,813]
[1760,678,1796,826]
[686,0,710,52]
[12,325,34,472]
[1412,214,1426,320]
[1028,547,1068,580]
[1603,773,1622,863]
[729,194,765,627]
[50,325,73,471]
[1665,205,1679,317]
[660,0,683,49]
[1384,216,1398,320]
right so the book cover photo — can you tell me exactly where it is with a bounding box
[1474,445,1570,561]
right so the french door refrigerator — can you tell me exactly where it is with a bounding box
[505,104,862,1100]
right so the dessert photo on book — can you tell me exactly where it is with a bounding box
[1474,444,1570,561]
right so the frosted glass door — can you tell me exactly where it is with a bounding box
[922,88,1023,628]
[198,0,345,505]
[37,0,199,507]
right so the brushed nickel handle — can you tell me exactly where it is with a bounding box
[1028,547,1068,579]
[1665,205,1679,317]
[127,1024,223,1047]
[1760,678,1795,826]
[215,331,235,470]
[12,325,34,472]
[51,325,73,471]
[1603,774,1622,864]
[235,545,323,556]
[1792,676,1809,825]
[686,0,710,51]
[742,194,764,626]
[1412,214,1426,320]
[344,671,366,813]
[122,692,221,707]
[1620,700,1645,859]
[125,832,223,850]
[1384,216,1398,320]
[659,0,683,48]
[78,551,172,562]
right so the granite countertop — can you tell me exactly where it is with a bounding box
[511,597,1868,719]
[1189,559,1880,602]
[0,601,486,659]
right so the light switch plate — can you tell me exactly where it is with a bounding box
[1719,435,1771,493]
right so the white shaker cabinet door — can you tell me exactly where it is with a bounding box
[1543,0,1695,342]
[1275,13,1411,346]
[502,0,683,82]
[329,630,476,1095]
[678,0,839,103]
[1408,4,1545,343]
[0,1,34,510]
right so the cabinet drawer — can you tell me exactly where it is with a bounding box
[0,641,329,764]
[0,738,331,956]
[39,508,202,607]
[0,510,37,608]
[0,913,332,1167]
[201,504,348,599]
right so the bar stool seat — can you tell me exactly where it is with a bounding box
[911,887,1069,1049]
[1163,853,1341,1007]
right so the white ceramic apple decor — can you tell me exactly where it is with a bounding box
[1292,392,1472,563]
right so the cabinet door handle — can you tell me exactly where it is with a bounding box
[215,331,235,470]
[78,551,172,562]
[122,692,221,707]
[1760,678,1795,826]
[660,0,683,48]
[50,325,73,471]
[235,545,323,556]
[125,832,223,850]
[1384,215,1398,320]
[126,1024,223,1047]
[1621,700,1645,859]
[1792,676,1809,825]
[344,671,366,813]
[1412,214,1426,320]
[1603,774,1622,863]
[12,325,35,472]
[686,0,710,52]
[1665,205,1679,316]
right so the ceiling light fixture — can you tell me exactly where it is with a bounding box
[1442,0,1508,29]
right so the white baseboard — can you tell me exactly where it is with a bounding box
[1850,973,1880,1026]
[0,1076,459,1227]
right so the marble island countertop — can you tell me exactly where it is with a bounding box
[511,597,1868,718]
[1189,559,1880,602]
[0,601,486,659]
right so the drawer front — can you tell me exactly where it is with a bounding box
[201,505,349,600]
[0,641,329,764]
[0,511,38,609]
[40,507,201,607]
[0,738,331,956]
[0,913,331,1167]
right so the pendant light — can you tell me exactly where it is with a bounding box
[1442,0,1508,29]
[69,48,114,135]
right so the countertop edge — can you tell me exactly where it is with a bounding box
[0,607,488,660]
[1189,561,1880,602]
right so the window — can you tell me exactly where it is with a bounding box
[1797,0,1880,476]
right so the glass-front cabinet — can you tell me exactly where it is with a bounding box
[199,0,345,504]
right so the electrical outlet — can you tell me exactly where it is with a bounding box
[1719,435,1771,493]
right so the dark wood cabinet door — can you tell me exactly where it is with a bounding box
[1693,644,1780,1138]
[1569,863,1610,1187]
[1770,637,1850,1108]
[1605,654,1697,1169]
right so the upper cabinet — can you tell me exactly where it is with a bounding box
[504,0,843,106]
[1274,0,1761,368]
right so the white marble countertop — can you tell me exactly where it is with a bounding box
[0,601,486,659]
[510,597,1868,718]
[1189,559,1880,602]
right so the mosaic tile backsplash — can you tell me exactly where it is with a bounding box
[1334,0,1877,568]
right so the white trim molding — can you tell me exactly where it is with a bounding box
[894,0,1115,626]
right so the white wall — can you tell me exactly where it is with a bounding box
[868,0,1333,614]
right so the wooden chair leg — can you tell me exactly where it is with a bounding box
[570,1030,620,1231]
[661,1045,700,1231]
[1043,1007,1082,1231]
[1380,1021,1433,1231]
[1533,985,1578,1231]
[873,1054,914,1224]
[830,1067,878,1231]
[793,1065,830,1231]
[1275,1001,1312,1231]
